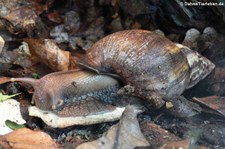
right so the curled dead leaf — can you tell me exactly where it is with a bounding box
[0,128,58,149]
[77,105,149,149]
[192,96,225,117]
[0,35,5,54]
[24,38,70,71]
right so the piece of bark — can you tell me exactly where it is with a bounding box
[76,105,149,149]
[0,128,58,149]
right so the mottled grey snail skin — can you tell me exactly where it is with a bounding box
[80,29,215,108]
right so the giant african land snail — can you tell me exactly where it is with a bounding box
[0,30,215,127]
[78,30,215,108]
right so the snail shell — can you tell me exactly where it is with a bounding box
[80,29,215,108]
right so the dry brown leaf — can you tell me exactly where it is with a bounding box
[3,7,38,35]
[141,122,180,148]
[192,96,225,117]
[77,105,149,149]
[160,140,209,149]
[0,0,48,37]
[208,67,225,96]
[24,38,70,71]
[0,128,58,149]
[0,35,5,54]
[47,12,64,24]
[163,96,202,117]
[141,122,209,148]
[160,140,191,149]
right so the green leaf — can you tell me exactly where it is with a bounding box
[5,120,25,130]
[32,73,40,79]
[0,92,21,102]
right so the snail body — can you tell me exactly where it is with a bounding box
[0,70,121,116]
[0,70,127,127]
[80,30,215,108]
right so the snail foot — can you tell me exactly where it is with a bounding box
[118,85,165,109]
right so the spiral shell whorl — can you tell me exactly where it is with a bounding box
[84,30,190,100]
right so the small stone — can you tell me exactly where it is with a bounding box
[182,28,200,50]
[166,102,174,109]
[197,27,218,53]
[203,27,217,36]
[154,29,165,37]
